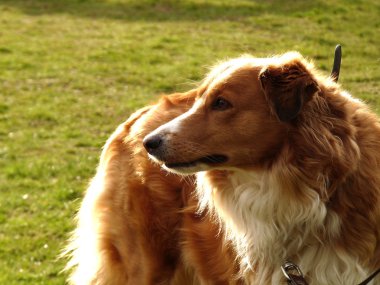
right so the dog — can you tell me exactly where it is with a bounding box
[144,52,380,284]
[65,91,241,284]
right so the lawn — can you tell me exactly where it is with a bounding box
[0,0,379,284]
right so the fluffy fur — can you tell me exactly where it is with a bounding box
[144,52,380,284]
[65,91,241,285]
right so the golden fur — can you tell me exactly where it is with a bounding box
[65,91,241,284]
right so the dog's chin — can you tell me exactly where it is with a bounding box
[163,162,211,175]
[148,154,228,175]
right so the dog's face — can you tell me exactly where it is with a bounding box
[144,54,319,174]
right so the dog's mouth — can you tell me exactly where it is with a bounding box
[164,154,228,169]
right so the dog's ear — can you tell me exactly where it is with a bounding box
[259,58,320,122]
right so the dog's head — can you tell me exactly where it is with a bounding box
[143,53,320,174]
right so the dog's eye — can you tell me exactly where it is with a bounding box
[211,97,232,111]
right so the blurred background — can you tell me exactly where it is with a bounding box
[0,0,379,284]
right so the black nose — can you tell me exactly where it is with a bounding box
[143,134,163,153]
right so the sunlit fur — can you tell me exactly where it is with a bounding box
[64,92,242,285]
[146,52,380,284]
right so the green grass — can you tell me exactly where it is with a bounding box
[0,0,379,283]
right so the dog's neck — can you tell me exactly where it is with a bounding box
[196,169,366,284]
[196,169,336,259]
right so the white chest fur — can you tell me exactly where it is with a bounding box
[196,170,369,284]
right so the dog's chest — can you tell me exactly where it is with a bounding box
[197,170,368,284]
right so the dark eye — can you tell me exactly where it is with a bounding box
[211,97,232,111]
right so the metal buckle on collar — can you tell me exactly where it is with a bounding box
[281,261,380,285]
[281,261,305,285]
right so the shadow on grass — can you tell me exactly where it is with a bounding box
[0,0,327,22]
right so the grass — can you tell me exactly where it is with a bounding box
[0,0,379,284]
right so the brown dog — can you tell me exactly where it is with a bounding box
[144,52,380,284]
[65,91,240,285]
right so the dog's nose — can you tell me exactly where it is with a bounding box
[143,134,163,154]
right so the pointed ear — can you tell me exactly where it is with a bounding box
[259,59,320,122]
